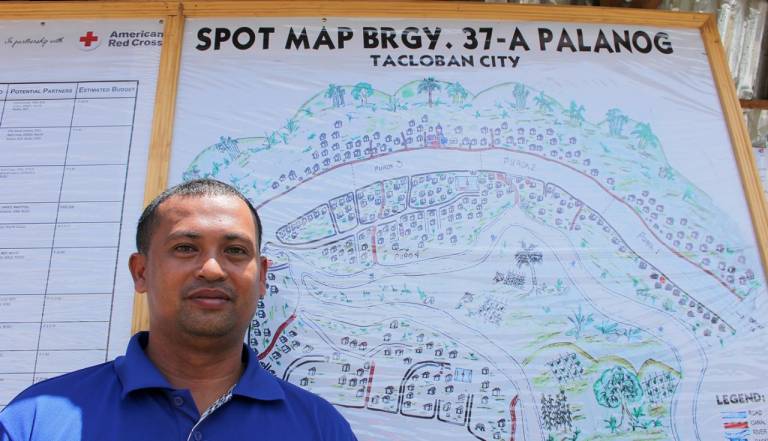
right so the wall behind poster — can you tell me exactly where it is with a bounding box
[167,13,768,441]
[0,15,164,409]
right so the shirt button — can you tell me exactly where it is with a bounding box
[173,396,184,407]
[193,431,203,441]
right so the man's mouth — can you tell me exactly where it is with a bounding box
[187,288,232,308]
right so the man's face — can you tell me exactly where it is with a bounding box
[129,194,267,341]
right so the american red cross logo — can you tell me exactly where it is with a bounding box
[79,31,98,47]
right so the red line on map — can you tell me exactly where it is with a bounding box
[570,206,583,231]
[509,395,518,441]
[370,225,379,265]
[258,313,297,361]
[364,361,376,407]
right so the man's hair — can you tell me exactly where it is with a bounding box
[135,178,263,254]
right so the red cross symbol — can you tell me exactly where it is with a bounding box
[79,31,98,47]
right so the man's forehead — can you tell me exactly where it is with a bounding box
[155,194,256,231]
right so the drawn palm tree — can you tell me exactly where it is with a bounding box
[324,84,345,107]
[514,241,543,289]
[351,82,373,106]
[447,82,468,105]
[605,108,629,137]
[533,92,555,113]
[513,83,529,110]
[417,77,441,107]
[566,101,586,126]
[631,122,659,149]
[284,118,299,134]
[263,131,278,148]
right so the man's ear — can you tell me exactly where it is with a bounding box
[129,252,148,293]
[257,256,269,299]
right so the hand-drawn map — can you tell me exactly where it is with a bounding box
[170,18,768,441]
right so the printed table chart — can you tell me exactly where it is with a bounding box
[0,81,138,407]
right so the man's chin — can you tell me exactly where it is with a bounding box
[177,316,238,339]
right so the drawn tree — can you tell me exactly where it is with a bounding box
[605,108,629,136]
[447,81,469,105]
[534,91,555,113]
[325,84,346,107]
[566,101,586,126]
[418,77,441,107]
[352,82,373,106]
[566,306,594,339]
[284,118,299,134]
[214,136,240,160]
[514,241,543,288]
[631,122,659,149]
[513,83,530,110]
[387,96,401,112]
[263,131,278,149]
[593,366,644,430]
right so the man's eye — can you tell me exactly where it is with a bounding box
[174,244,196,253]
[226,247,248,256]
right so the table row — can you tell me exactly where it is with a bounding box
[0,247,119,294]
[0,82,138,100]
[0,97,136,128]
[0,164,129,203]
[0,294,116,323]
[1,126,132,166]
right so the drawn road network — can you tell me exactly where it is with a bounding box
[183,80,765,441]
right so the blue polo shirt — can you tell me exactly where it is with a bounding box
[0,332,357,441]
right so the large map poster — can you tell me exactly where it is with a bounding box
[0,19,162,408]
[170,17,768,441]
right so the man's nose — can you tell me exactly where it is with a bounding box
[197,256,226,280]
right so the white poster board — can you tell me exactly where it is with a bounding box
[0,19,162,408]
[166,15,768,441]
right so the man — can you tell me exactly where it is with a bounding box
[0,179,357,440]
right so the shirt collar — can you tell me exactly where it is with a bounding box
[114,331,285,402]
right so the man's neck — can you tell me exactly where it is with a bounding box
[145,332,245,414]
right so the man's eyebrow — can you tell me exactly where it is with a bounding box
[224,232,254,243]
[166,230,201,241]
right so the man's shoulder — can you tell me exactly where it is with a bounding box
[2,360,117,419]
[0,361,117,440]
